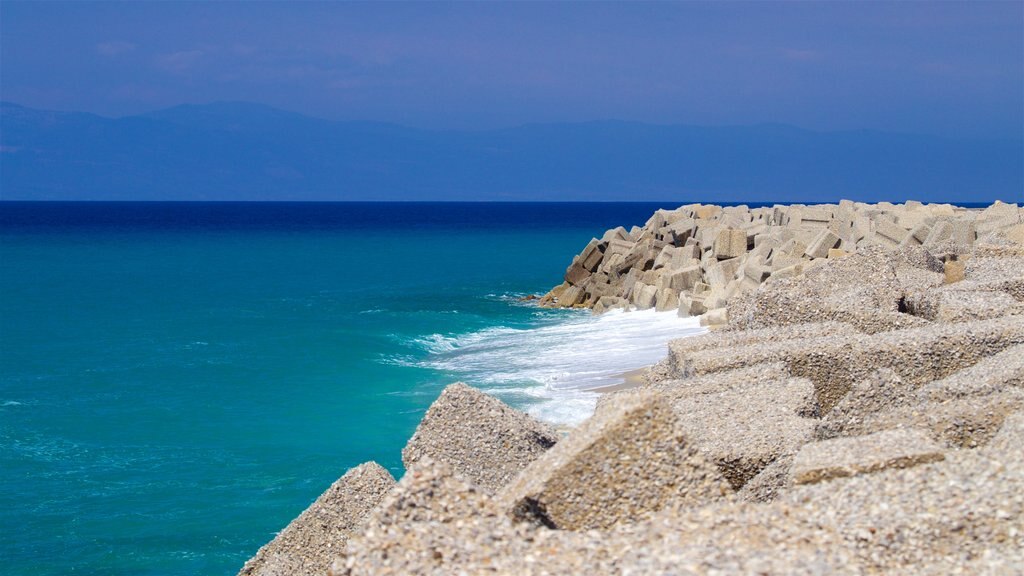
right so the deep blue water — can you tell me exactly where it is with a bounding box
[0,202,716,575]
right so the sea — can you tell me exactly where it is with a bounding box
[0,202,709,576]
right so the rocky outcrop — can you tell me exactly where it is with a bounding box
[402,383,559,493]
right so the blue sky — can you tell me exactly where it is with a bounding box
[2,1,1021,139]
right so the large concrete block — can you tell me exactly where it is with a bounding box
[667,264,702,291]
[403,383,559,493]
[804,229,842,259]
[497,391,731,530]
[713,228,748,260]
[563,259,591,285]
[727,246,939,334]
[240,462,396,576]
[578,238,606,271]
[633,282,659,309]
[905,287,1024,323]
[792,429,945,485]
[917,344,1024,402]
[815,369,916,441]
[655,288,679,312]
[668,377,819,489]
[873,217,909,245]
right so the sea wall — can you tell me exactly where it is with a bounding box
[240,200,1024,576]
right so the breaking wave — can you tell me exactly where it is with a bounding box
[410,308,705,425]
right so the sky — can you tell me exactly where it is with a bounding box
[1,1,1022,139]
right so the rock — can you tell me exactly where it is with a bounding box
[240,462,396,576]
[402,383,558,493]
[497,391,732,530]
[792,429,945,485]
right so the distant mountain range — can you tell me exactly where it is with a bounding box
[1,101,1021,202]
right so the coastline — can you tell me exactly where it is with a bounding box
[242,199,1024,576]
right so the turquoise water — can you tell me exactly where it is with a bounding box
[0,202,710,575]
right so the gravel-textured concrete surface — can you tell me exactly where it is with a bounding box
[668,377,817,488]
[792,428,945,485]
[402,382,559,493]
[727,246,940,334]
[497,391,732,530]
[238,462,395,576]
[736,454,794,503]
[676,316,1024,412]
[337,444,1022,575]
[816,368,915,440]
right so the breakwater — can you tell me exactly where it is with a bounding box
[241,200,1024,575]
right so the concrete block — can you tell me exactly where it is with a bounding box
[240,462,396,576]
[674,316,1024,413]
[667,264,703,292]
[669,377,819,489]
[497,391,731,530]
[564,259,591,285]
[579,239,606,271]
[403,383,559,493]
[804,229,841,259]
[655,288,679,312]
[792,429,944,485]
[633,283,658,309]
[713,228,748,260]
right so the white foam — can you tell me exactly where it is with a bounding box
[414,308,705,425]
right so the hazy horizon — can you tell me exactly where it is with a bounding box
[1,1,1021,202]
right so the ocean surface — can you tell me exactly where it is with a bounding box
[0,202,707,576]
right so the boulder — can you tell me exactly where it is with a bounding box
[402,383,558,493]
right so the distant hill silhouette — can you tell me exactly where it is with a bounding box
[1,101,1020,202]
